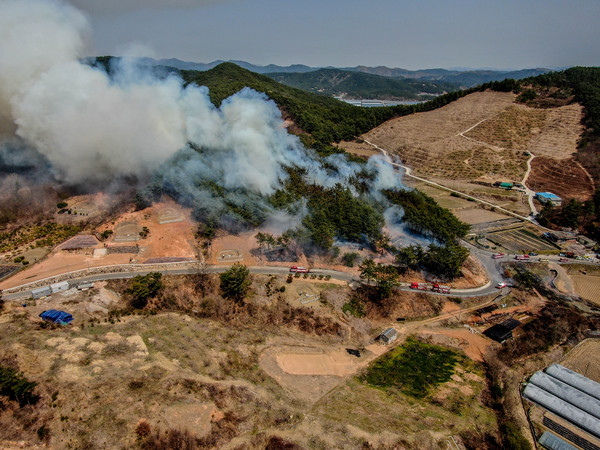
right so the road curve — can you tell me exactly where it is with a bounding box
[363,140,532,222]
[5,256,504,301]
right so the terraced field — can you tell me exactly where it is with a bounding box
[486,228,558,253]
[463,104,546,150]
[570,275,600,306]
[345,90,591,202]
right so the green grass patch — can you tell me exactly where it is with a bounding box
[360,337,459,398]
[342,297,365,318]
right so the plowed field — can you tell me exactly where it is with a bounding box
[571,274,600,306]
[527,156,594,201]
[343,90,592,201]
[561,339,600,383]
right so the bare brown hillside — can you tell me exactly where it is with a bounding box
[341,90,592,201]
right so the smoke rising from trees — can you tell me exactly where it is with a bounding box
[0,0,415,238]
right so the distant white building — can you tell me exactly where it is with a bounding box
[31,286,51,299]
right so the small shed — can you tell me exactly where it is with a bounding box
[77,282,94,290]
[379,327,398,345]
[39,310,73,325]
[50,281,69,293]
[500,182,513,189]
[483,324,512,343]
[31,286,51,299]
[577,235,597,248]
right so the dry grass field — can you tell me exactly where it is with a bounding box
[570,274,600,306]
[0,270,506,449]
[561,339,600,383]
[0,273,502,449]
[341,90,592,201]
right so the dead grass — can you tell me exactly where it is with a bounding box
[313,357,496,447]
[342,90,590,202]
[464,104,547,150]
[0,273,502,449]
[570,274,600,306]
[561,339,600,383]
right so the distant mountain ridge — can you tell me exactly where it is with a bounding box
[136,57,316,74]
[134,57,551,88]
[266,68,456,100]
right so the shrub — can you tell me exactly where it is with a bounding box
[136,420,152,439]
[0,365,39,406]
[342,297,365,318]
[342,251,359,267]
[56,202,68,209]
[501,421,532,450]
[220,263,251,302]
[126,272,163,309]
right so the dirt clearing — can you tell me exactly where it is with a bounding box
[528,156,594,201]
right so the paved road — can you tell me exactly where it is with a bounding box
[5,238,597,302]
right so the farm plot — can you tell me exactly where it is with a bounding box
[561,339,600,383]
[570,274,600,306]
[486,228,557,253]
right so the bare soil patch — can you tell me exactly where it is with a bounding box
[527,156,594,201]
[1,201,197,289]
[418,327,492,362]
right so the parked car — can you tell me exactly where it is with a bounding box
[496,282,507,289]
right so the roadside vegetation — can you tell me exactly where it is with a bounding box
[537,190,600,241]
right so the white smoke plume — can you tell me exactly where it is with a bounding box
[0,0,414,239]
[0,0,314,187]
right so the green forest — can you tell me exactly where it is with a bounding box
[179,62,476,149]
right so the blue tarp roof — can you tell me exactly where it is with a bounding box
[39,309,73,325]
[537,192,562,200]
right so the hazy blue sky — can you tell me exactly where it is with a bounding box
[71,0,600,69]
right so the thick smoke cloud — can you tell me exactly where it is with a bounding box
[0,0,316,187]
[0,0,413,239]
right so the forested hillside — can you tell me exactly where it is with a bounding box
[266,68,456,100]
[179,62,476,149]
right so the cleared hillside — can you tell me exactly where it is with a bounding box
[342,90,591,201]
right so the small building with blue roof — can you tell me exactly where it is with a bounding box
[39,310,73,325]
[536,192,562,207]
